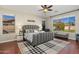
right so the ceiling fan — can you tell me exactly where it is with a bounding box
[39,5,53,13]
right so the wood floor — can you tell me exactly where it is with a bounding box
[59,40,79,54]
[0,39,79,54]
[0,41,21,54]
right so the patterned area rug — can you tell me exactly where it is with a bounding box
[18,38,69,54]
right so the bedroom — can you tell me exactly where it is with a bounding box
[0,5,79,54]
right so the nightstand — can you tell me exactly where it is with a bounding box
[17,35,23,41]
[17,30,23,41]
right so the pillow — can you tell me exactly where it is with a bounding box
[25,30,29,33]
[25,29,34,33]
[34,30,39,33]
[29,29,34,33]
[39,31,45,33]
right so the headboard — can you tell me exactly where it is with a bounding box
[22,25,39,41]
[22,25,39,30]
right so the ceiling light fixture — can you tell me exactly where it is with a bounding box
[39,5,53,13]
[43,9,48,13]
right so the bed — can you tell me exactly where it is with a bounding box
[22,25,53,46]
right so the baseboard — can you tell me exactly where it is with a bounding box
[0,39,17,44]
[68,39,76,41]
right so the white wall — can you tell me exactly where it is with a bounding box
[46,10,79,40]
[0,7,44,43]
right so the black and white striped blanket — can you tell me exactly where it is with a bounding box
[18,39,69,54]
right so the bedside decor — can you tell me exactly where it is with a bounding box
[27,20,35,22]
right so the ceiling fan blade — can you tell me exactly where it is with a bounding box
[44,5,47,8]
[44,5,47,7]
[48,5,53,8]
[48,9,52,11]
[41,5,45,8]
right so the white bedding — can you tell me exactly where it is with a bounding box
[24,31,45,42]
[24,32,39,42]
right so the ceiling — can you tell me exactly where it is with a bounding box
[0,5,79,18]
